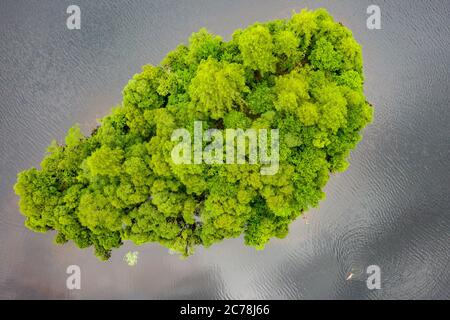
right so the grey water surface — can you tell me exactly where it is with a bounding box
[0,0,449,299]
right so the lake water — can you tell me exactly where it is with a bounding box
[1,0,449,299]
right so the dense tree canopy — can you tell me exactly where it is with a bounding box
[14,9,372,260]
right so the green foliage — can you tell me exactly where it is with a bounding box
[124,251,139,266]
[189,58,248,119]
[235,24,277,74]
[14,8,372,260]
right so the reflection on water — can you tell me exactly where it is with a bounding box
[0,0,449,299]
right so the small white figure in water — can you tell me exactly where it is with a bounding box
[124,251,139,266]
[346,272,354,281]
[302,215,309,225]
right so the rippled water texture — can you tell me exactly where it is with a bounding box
[1,0,449,299]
